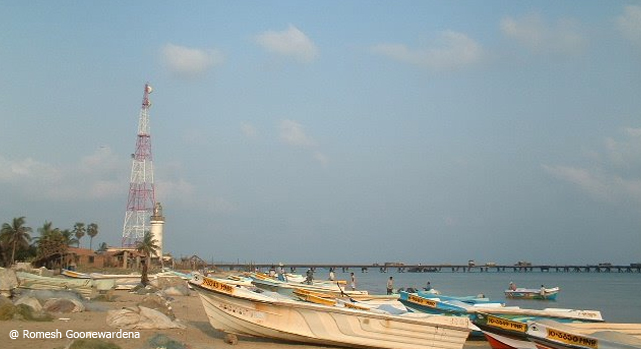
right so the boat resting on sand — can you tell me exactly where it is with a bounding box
[17,271,115,298]
[505,287,560,300]
[189,274,473,349]
[526,320,641,349]
[473,314,641,349]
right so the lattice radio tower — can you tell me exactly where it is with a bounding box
[122,83,156,247]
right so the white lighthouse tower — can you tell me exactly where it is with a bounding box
[150,202,165,259]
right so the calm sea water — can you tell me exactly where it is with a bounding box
[324,270,641,322]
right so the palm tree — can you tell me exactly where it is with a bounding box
[87,223,98,250]
[0,216,32,266]
[96,242,108,254]
[135,231,159,285]
[73,222,86,248]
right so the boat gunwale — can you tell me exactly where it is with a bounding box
[189,279,472,332]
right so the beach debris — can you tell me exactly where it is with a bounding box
[0,268,18,297]
[0,295,16,320]
[138,294,175,320]
[147,333,188,349]
[43,298,85,313]
[58,317,70,322]
[224,333,239,345]
[106,305,185,330]
[68,338,121,349]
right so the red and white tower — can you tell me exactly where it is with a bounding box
[122,83,156,247]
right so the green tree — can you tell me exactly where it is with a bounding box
[87,223,98,250]
[0,216,32,266]
[73,222,86,248]
[97,242,108,253]
[135,231,159,285]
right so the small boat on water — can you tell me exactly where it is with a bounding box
[505,287,560,300]
[526,320,641,349]
[189,274,473,349]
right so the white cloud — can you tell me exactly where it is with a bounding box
[543,127,641,205]
[279,119,315,147]
[240,122,258,139]
[617,5,641,47]
[542,165,613,202]
[255,25,318,63]
[161,43,224,78]
[314,151,329,167]
[278,120,328,166]
[501,14,586,55]
[370,31,483,71]
[0,147,127,201]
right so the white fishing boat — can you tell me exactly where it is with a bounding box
[189,274,472,349]
[17,271,100,298]
[249,272,369,297]
[526,320,641,349]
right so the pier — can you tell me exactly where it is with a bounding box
[208,263,641,273]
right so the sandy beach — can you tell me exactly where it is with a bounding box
[0,287,491,349]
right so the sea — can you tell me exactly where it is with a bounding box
[325,269,641,323]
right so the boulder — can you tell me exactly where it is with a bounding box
[149,276,185,289]
[147,334,188,349]
[0,269,18,297]
[106,306,185,330]
[161,284,190,296]
[13,304,53,322]
[43,298,85,313]
[138,294,175,320]
[0,295,16,320]
[69,339,121,349]
[14,296,42,313]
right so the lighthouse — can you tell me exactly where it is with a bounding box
[150,202,165,259]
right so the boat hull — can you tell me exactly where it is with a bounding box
[505,288,560,300]
[191,276,472,349]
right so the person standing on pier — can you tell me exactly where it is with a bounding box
[350,272,356,290]
[386,276,394,295]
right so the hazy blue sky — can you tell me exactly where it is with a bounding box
[1,2,640,265]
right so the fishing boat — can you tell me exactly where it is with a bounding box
[526,320,641,349]
[505,287,560,300]
[17,271,97,298]
[189,274,473,349]
[61,269,91,279]
[416,291,496,305]
[473,313,641,349]
[249,272,369,297]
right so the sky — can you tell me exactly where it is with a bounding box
[1,2,640,266]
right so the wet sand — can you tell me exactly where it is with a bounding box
[0,289,491,349]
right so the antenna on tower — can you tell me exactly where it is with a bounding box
[122,83,156,247]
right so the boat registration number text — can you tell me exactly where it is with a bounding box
[486,315,527,333]
[407,295,437,308]
[546,328,598,349]
[202,278,234,294]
